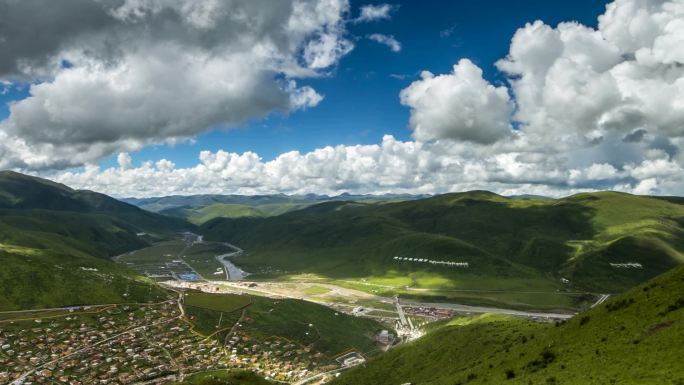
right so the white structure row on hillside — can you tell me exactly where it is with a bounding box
[392,256,469,267]
[609,262,643,268]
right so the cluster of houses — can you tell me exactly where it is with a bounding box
[374,330,395,346]
[403,306,454,320]
[609,262,643,268]
[393,256,469,268]
[0,299,361,385]
[224,332,333,382]
[0,303,223,384]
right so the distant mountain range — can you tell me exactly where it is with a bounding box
[122,192,430,207]
[2,170,683,313]
[122,192,431,224]
[122,192,559,225]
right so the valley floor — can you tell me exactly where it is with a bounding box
[0,235,606,385]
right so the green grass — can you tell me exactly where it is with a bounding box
[183,291,386,358]
[170,370,272,385]
[162,202,315,225]
[331,265,684,385]
[0,246,168,310]
[303,286,332,295]
[188,204,268,223]
[185,305,243,338]
[183,242,235,279]
[184,291,252,312]
[327,276,586,311]
[126,193,419,224]
[119,239,187,264]
[119,239,233,280]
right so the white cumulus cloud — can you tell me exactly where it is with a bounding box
[6,0,684,197]
[368,33,402,52]
[400,59,514,144]
[0,0,352,170]
[355,4,395,23]
[47,135,684,198]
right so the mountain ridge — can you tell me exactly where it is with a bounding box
[0,171,192,310]
[200,190,684,298]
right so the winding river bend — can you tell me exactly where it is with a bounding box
[215,243,250,281]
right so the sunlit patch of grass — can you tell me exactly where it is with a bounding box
[445,313,515,327]
[0,243,43,256]
[303,286,332,295]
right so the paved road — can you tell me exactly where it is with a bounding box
[0,300,175,317]
[394,295,409,327]
[591,294,610,308]
[399,298,575,319]
[0,305,107,315]
[341,280,591,296]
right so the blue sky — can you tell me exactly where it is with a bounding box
[79,0,608,169]
[0,0,609,168]
[1,0,682,198]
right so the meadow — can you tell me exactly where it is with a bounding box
[119,238,232,280]
[182,291,386,359]
[0,245,168,311]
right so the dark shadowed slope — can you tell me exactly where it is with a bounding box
[0,171,190,234]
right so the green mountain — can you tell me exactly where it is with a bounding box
[331,265,684,385]
[0,171,189,234]
[125,192,426,224]
[160,202,312,224]
[200,191,684,300]
[0,171,191,310]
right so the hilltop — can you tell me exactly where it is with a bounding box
[331,265,684,385]
[0,171,192,310]
[200,191,684,307]
[0,171,189,233]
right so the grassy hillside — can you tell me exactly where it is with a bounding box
[201,191,684,298]
[171,370,272,385]
[331,265,684,385]
[0,171,190,310]
[0,171,190,234]
[183,291,386,359]
[0,244,168,310]
[162,202,313,224]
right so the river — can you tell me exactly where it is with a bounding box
[215,243,250,281]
